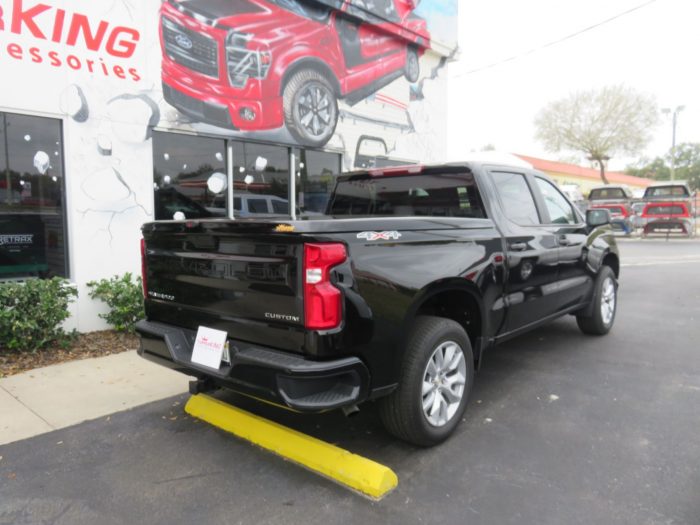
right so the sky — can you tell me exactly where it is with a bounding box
[446,0,700,171]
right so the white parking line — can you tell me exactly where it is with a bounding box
[622,258,700,267]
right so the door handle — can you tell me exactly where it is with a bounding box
[558,236,571,246]
[510,242,527,251]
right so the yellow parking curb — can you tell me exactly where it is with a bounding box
[184,394,398,500]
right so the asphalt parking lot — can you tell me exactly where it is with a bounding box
[2,239,699,525]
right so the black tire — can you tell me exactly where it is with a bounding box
[404,47,420,83]
[379,316,474,447]
[576,266,618,335]
[283,69,338,148]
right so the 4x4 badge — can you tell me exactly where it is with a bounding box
[357,231,402,241]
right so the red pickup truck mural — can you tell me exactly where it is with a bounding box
[160,0,430,147]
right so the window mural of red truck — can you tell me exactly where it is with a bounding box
[160,0,430,147]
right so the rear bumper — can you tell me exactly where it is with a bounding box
[643,218,694,234]
[136,320,370,412]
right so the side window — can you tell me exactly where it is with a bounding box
[271,199,289,214]
[247,198,269,214]
[535,178,577,224]
[491,172,540,225]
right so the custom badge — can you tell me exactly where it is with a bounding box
[357,231,402,241]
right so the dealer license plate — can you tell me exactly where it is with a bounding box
[191,326,228,370]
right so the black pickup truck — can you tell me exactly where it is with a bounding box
[137,162,619,446]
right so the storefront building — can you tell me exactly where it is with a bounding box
[0,0,458,331]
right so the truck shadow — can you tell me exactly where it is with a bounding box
[212,316,596,462]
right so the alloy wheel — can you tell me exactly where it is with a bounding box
[601,277,616,325]
[421,341,467,427]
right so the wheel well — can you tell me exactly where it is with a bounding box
[280,59,340,97]
[414,289,482,349]
[602,252,620,278]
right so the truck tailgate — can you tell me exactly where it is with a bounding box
[142,221,304,353]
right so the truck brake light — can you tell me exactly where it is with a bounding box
[140,238,148,299]
[303,243,347,330]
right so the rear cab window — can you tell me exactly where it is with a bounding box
[589,187,627,200]
[644,186,690,199]
[327,171,487,218]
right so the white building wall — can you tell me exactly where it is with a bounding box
[0,0,456,331]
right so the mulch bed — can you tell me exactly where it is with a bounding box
[0,331,139,378]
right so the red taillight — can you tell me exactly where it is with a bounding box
[303,243,347,330]
[140,238,148,299]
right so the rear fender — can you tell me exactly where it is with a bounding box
[399,279,486,364]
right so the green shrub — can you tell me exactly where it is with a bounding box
[87,273,144,333]
[0,278,78,352]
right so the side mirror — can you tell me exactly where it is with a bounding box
[586,208,611,228]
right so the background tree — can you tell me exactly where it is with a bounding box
[626,142,700,190]
[625,157,670,181]
[535,85,659,184]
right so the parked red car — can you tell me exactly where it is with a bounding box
[641,201,695,237]
[160,0,430,147]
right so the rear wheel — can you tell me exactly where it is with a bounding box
[576,266,617,335]
[379,316,474,447]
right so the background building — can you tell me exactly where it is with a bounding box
[0,0,458,331]
[516,154,653,195]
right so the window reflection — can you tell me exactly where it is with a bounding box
[295,149,340,216]
[232,142,289,217]
[0,113,67,279]
[152,132,342,220]
[153,131,226,220]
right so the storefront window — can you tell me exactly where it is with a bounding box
[295,149,341,216]
[0,112,67,279]
[153,132,341,220]
[152,131,227,220]
[232,142,289,217]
